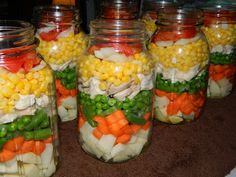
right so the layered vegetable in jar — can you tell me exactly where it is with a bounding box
[77,20,154,162]
[0,21,58,177]
[36,5,87,122]
[99,0,139,20]
[141,0,178,37]
[149,8,209,124]
[201,5,236,98]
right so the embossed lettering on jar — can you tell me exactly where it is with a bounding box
[77,20,154,162]
[0,20,59,177]
[149,8,209,124]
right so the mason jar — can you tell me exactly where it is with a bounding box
[99,0,139,20]
[149,8,209,124]
[77,19,154,162]
[141,0,178,37]
[201,5,236,98]
[0,20,58,177]
[36,5,87,122]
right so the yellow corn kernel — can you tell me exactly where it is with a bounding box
[99,82,107,90]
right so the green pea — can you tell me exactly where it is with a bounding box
[128,100,135,107]
[101,96,108,103]
[102,103,110,110]
[21,115,31,125]
[66,83,76,90]
[96,102,103,109]
[137,102,144,109]
[7,122,17,132]
[17,122,25,131]
[122,103,130,110]
[95,95,102,102]
[67,72,75,81]
[115,101,123,109]
[61,79,68,86]
[96,109,103,115]
[108,98,116,106]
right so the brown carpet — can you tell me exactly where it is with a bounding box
[54,89,236,177]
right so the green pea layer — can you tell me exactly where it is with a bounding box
[210,51,236,65]
[156,71,208,94]
[0,109,52,150]
[78,90,153,127]
[54,66,77,89]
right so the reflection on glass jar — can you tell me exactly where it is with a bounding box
[100,0,139,20]
[201,4,236,98]
[77,20,154,162]
[36,5,87,122]
[149,8,209,124]
[0,20,59,177]
[141,0,178,37]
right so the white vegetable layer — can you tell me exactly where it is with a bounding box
[80,122,150,162]
[0,143,56,177]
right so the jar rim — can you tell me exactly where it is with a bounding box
[0,20,35,51]
[157,7,203,25]
[0,20,34,36]
[89,19,147,43]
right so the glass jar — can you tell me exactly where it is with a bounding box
[77,19,154,162]
[0,21,58,176]
[149,8,209,124]
[201,5,236,98]
[141,0,178,37]
[36,5,87,122]
[99,0,139,20]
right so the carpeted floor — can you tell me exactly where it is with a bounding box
[54,89,236,177]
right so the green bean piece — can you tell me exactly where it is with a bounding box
[23,128,52,141]
[125,113,146,125]
[0,137,9,150]
[82,106,97,127]
[17,119,25,131]
[24,109,48,131]
[39,118,50,128]
[100,107,116,116]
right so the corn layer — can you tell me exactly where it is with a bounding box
[149,39,209,72]
[201,24,236,47]
[0,66,53,113]
[78,52,154,90]
[37,32,87,65]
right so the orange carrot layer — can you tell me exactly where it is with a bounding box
[156,89,206,118]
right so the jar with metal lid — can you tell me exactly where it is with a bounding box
[0,20,59,177]
[99,0,139,20]
[141,0,179,37]
[36,5,87,122]
[77,19,154,162]
[149,8,209,124]
[201,4,236,98]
